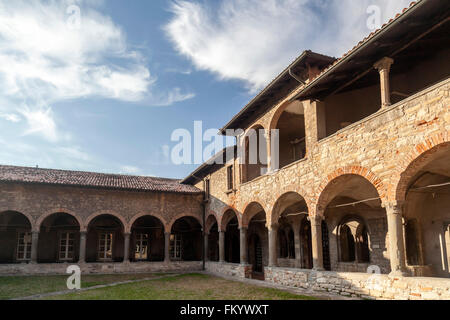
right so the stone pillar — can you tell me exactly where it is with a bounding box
[385,202,407,276]
[310,215,324,271]
[204,233,209,262]
[293,221,302,268]
[219,231,225,262]
[164,232,171,263]
[240,227,248,264]
[123,233,131,263]
[374,57,394,108]
[268,225,278,267]
[79,231,87,263]
[31,231,39,263]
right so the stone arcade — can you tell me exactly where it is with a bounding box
[1,0,450,300]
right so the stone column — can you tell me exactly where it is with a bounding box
[268,225,278,267]
[79,231,87,263]
[219,231,225,262]
[293,221,302,268]
[31,231,39,263]
[123,233,131,263]
[310,215,324,271]
[204,233,209,262]
[240,227,248,264]
[164,232,171,263]
[385,202,407,276]
[374,57,394,108]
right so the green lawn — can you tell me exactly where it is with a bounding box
[43,273,317,300]
[0,273,161,300]
[0,273,317,300]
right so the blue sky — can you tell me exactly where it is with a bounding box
[0,0,411,179]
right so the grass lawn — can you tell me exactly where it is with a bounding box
[42,273,317,300]
[0,273,162,300]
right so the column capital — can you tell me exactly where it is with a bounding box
[124,232,131,237]
[239,226,248,232]
[374,57,394,72]
[382,201,404,214]
[308,215,324,226]
[267,223,279,231]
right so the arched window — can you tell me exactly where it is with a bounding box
[339,217,370,263]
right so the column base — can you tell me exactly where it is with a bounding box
[312,267,325,271]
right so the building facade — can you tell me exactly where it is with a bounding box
[1,0,450,300]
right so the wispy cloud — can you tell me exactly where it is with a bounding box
[165,0,412,91]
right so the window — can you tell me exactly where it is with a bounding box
[170,234,182,259]
[134,233,149,261]
[16,231,32,261]
[98,232,113,261]
[59,232,75,261]
[204,178,210,201]
[227,166,234,191]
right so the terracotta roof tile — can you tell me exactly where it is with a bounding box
[0,165,202,194]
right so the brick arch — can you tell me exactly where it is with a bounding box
[241,200,268,228]
[35,208,83,232]
[269,185,311,226]
[0,209,34,231]
[219,207,241,231]
[126,212,167,233]
[167,213,203,233]
[315,166,385,216]
[83,211,127,232]
[205,211,219,234]
[268,100,304,131]
[393,132,450,202]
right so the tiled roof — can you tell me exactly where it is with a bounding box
[298,1,420,90]
[0,165,202,194]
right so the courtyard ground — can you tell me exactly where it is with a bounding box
[0,273,318,300]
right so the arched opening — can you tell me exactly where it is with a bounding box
[401,143,450,278]
[130,216,164,262]
[242,125,267,183]
[272,192,308,268]
[273,101,306,169]
[245,202,268,280]
[38,212,80,263]
[86,214,124,263]
[0,211,32,264]
[320,174,386,273]
[223,210,240,263]
[170,216,202,261]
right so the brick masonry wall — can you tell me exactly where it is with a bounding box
[0,182,204,232]
[264,267,450,300]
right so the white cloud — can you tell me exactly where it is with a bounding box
[19,107,60,142]
[0,113,21,123]
[120,165,141,174]
[0,0,194,144]
[151,87,196,107]
[165,0,412,91]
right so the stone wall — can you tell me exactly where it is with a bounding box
[0,261,203,275]
[205,261,251,279]
[264,267,450,300]
[204,78,450,275]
